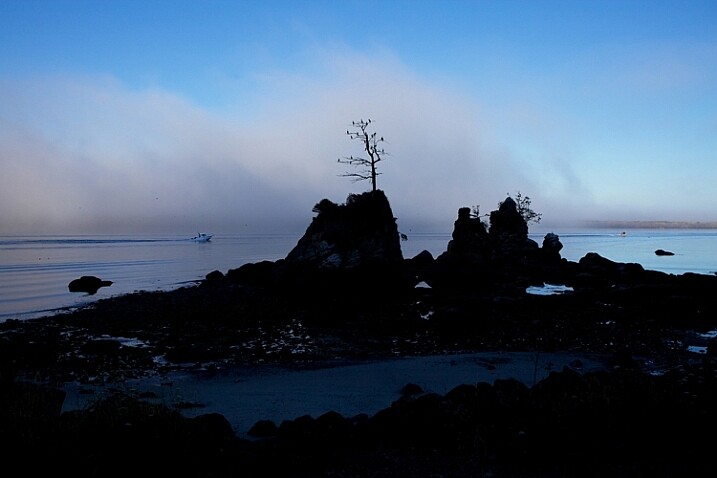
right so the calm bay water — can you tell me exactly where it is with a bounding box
[1,229,716,322]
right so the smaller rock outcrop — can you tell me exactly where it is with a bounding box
[655,249,675,256]
[541,232,563,261]
[68,276,113,295]
[488,196,540,265]
[445,207,490,260]
[429,207,491,289]
[426,197,552,290]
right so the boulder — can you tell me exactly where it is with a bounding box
[655,249,675,256]
[248,419,279,437]
[68,275,113,294]
[541,232,563,259]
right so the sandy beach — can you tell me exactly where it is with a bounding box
[62,351,611,437]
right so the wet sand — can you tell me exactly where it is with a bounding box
[62,351,610,437]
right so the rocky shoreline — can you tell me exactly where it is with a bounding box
[2,190,717,476]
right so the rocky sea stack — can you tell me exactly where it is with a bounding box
[225,190,413,297]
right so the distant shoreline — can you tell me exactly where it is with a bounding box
[581,220,717,229]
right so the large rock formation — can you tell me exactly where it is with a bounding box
[286,189,403,268]
[226,190,412,296]
[282,190,412,297]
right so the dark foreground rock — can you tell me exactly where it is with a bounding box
[3,362,716,477]
[2,190,717,476]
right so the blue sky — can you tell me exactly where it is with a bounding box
[1,0,715,234]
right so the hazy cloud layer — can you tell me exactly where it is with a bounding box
[1,46,714,235]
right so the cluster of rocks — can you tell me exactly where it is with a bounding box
[240,362,717,476]
[3,359,715,476]
[219,191,553,293]
[213,190,717,333]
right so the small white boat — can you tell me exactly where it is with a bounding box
[191,232,213,242]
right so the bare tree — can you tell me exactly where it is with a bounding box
[337,118,387,192]
[503,191,542,225]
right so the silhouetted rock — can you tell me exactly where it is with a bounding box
[541,232,563,261]
[400,382,424,396]
[248,419,278,437]
[655,248,675,256]
[427,199,550,290]
[427,207,490,289]
[286,189,403,268]
[5,361,716,477]
[68,275,113,294]
[488,196,539,264]
[226,259,288,287]
[446,206,490,259]
[282,190,412,295]
[205,269,225,282]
